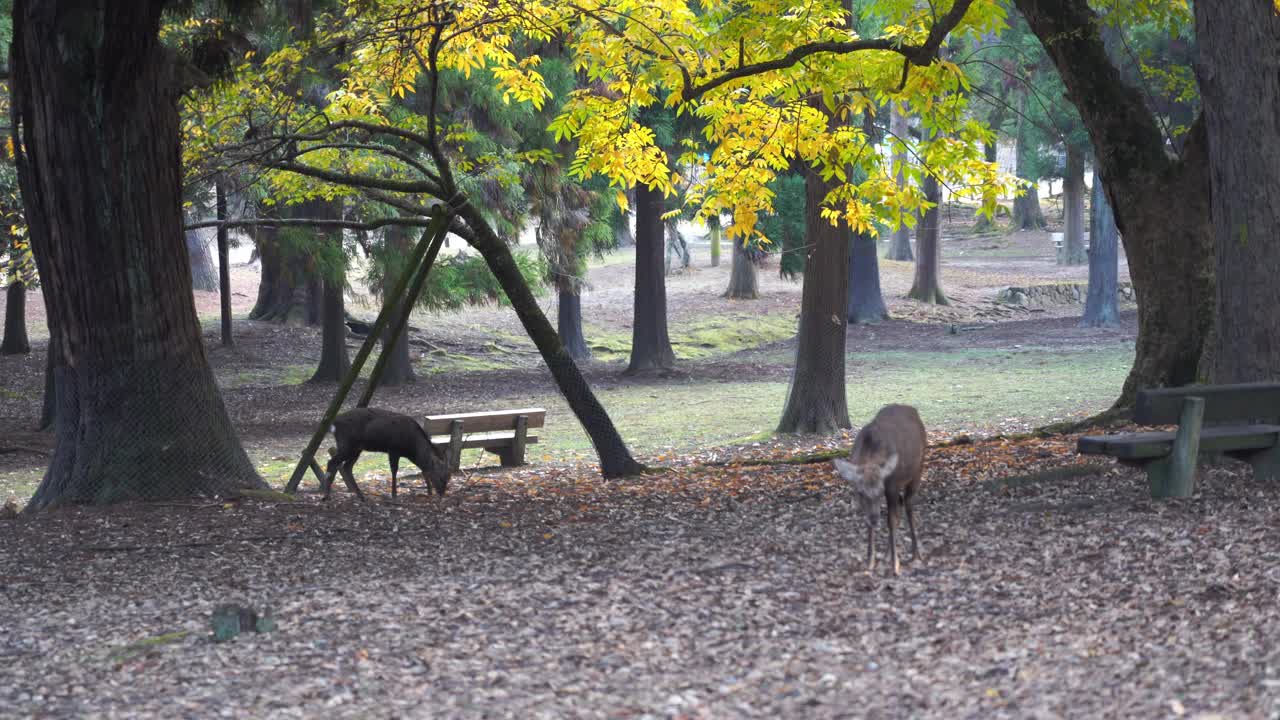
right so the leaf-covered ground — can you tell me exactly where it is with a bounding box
[3,432,1277,719]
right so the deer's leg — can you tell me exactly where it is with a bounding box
[389,455,400,499]
[865,523,876,573]
[886,491,901,576]
[340,456,365,501]
[904,487,922,563]
[322,455,344,500]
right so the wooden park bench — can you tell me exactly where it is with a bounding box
[424,408,546,470]
[1077,383,1280,497]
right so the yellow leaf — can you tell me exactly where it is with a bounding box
[615,191,629,213]
[499,521,513,528]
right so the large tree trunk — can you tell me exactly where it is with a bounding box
[1195,0,1280,384]
[885,105,916,261]
[379,225,417,385]
[456,204,642,478]
[907,174,949,305]
[1058,145,1088,265]
[39,337,55,431]
[1012,95,1048,231]
[1081,169,1120,328]
[626,182,675,373]
[1,280,30,355]
[215,177,233,346]
[186,225,218,291]
[1015,0,1216,407]
[557,282,591,361]
[777,167,851,435]
[848,229,889,324]
[724,237,759,299]
[12,0,264,508]
[248,217,320,325]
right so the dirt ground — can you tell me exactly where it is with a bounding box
[12,209,1270,719]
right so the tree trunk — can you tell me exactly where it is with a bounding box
[1015,0,1216,407]
[379,225,417,385]
[1058,145,1088,265]
[308,230,350,384]
[248,217,320,325]
[215,177,233,346]
[456,204,642,478]
[12,0,264,508]
[724,237,759,299]
[885,105,915,261]
[1012,95,1048,231]
[39,337,55,431]
[557,282,591,360]
[186,225,218,291]
[1081,169,1120,328]
[1,280,30,354]
[664,217,690,275]
[907,174,949,305]
[848,229,889,324]
[626,182,675,373]
[1195,0,1280,384]
[707,214,721,267]
[777,166,851,435]
[614,209,634,248]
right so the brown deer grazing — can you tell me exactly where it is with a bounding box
[832,404,927,575]
[323,408,451,500]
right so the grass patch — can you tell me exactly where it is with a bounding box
[586,312,796,361]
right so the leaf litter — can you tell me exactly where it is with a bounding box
[1,431,1279,718]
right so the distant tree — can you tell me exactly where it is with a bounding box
[1080,168,1119,327]
[723,236,759,300]
[884,104,915,261]
[627,181,677,373]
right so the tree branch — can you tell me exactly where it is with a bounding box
[184,217,435,232]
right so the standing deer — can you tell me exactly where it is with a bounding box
[832,404,927,575]
[323,408,451,500]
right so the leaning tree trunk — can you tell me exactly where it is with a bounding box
[379,225,417,385]
[777,166,851,435]
[848,229,889,324]
[1,280,30,354]
[456,203,642,478]
[1081,169,1120,328]
[907,174,949,305]
[724,237,759,299]
[186,225,218,291]
[12,0,264,508]
[1195,0,1280,384]
[1058,144,1088,265]
[215,176,233,346]
[885,105,916,261]
[626,182,676,373]
[1016,0,1216,408]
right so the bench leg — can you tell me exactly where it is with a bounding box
[1149,396,1205,499]
[448,419,464,471]
[496,416,529,467]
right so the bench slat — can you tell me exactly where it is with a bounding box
[1078,424,1280,460]
[1136,383,1280,425]
[429,431,540,451]
[424,408,546,435]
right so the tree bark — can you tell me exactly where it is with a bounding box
[1015,0,1216,407]
[885,105,916,261]
[39,337,55,431]
[664,218,690,275]
[379,225,417,385]
[456,203,643,478]
[12,0,264,508]
[848,229,889,324]
[186,225,218,291]
[1059,144,1088,265]
[724,237,759,299]
[777,166,851,435]
[1081,169,1120,328]
[626,182,676,373]
[557,283,591,360]
[248,217,320,325]
[907,174,949,305]
[1,280,30,354]
[707,214,721,267]
[1195,0,1280,384]
[215,177,233,346]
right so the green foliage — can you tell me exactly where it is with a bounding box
[756,174,806,279]
[418,250,547,311]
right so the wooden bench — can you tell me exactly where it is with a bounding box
[424,408,546,470]
[1078,383,1280,497]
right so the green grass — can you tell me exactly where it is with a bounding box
[586,312,797,361]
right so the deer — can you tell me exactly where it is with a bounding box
[832,404,927,576]
[322,408,452,500]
